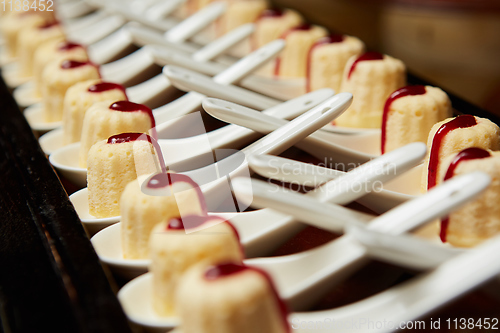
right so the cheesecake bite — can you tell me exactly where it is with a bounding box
[17,21,64,77]
[176,262,290,333]
[381,85,452,154]
[0,11,48,58]
[79,101,155,168]
[34,40,88,97]
[307,34,364,93]
[218,0,268,36]
[41,59,100,122]
[440,148,500,247]
[335,51,406,128]
[274,24,328,78]
[87,133,161,218]
[150,215,243,316]
[253,8,303,50]
[120,172,206,259]
[422,115,500,190]
[62,80,128,145]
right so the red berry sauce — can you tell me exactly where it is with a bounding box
[88,82,128,99]
[109,101,156,140]
[439,147,490,242]
[146,173,207,214]
[305,34,345,92]
[204,262,290,332]
[427,115,477,190]
[380,85,427,154]
[347,51,383,79]
[106,132,166,173]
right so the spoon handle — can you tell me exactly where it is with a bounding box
[213,39,285,84]
[164,2,226,43]
[232,178,374,233]
[192,23,255,62]
[347,225,462,270]
[243,93,352,156]
[370,171,491,234]
[145,0,186,21]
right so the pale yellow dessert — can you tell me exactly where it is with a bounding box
[17,21,64,77]
[150,215,242,316]
[307,34,364,93]
[218,0,268,36]
[0,11,47,58]
[441,149,500,247]
[176,262,289,333]
[382,85,452,153]
[421,115,500,191]
[62,80,128,145]
[33,40,88,97]
[253,8,303,50]
[275,24,327,78]
[41,59,100,123]
[87,134,160,218]
[120,172,205,259]
[79,101,155,168]
[335,52,406,128]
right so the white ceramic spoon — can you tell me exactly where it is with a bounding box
[203,98,426,202]
[70,93,352,232]
[57,0,96,19]
[117,172,491,332]
[16,0,225,104]
[202,98,377,164]
[246,154,420,214]
[346,225,463,270]
[27,11,251,133]
[54,89,333,193]
[291,232,500,333]
[237,171,490,311]
[163,65,282,109]
[49,39,285,181]
[91,141,421,277]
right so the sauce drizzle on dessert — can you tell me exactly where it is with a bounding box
[258,7,284,19]
[427,115,477,189]
[38,21,59,30]
[58,41,84,51]
[106,132,166,172]
[440,147,490,242]
[306,34,345,92]
[147,173,208,214]
[381,85,426,153]
[204,262,291,333]
[347,51,383,79]
[274,23,313,76]
[88,82,128,98]
[109,101,156,140]
[60,59,90,69]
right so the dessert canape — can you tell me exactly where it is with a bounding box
[87,133,161,218]
[17,21,64,77]
[176,262,289,333]
[218,0,268,36]
[33,40,88,97]
[381,85,452,154]
[120,172,206,259]
[0,11,47,58]
[62,80,128,145]
[149,215,243,316]
[41,59,100,122]
[253,8,303,50]
[306,34,364,93]
[422,115,500,190]
[274,24,328,78]
[439,148,500,247]
[79,101,155,168]
[335,51,406,128]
